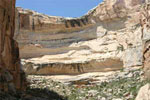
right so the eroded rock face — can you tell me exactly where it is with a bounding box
[134,3,150,100]
[140,3,150,79]
[23,58,123,75]
[15,0,145,57]
[136,84,150,100]
[0,0,26,92]
[15,0,147,75]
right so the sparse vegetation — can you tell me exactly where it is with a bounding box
[117,44,124,51]
[1,68,148,100]
[27,68,148,100]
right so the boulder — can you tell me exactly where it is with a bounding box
[136,84,150,100]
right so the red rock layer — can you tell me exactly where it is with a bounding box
[0,0,26,92]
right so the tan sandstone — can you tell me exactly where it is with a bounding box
[136,84,150,100]
[14,0,148,75]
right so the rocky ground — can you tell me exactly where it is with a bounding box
[0,67,149,100]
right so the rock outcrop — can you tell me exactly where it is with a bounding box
[15,0,147,75]
[0,0,26,92]
[141,3,150,80]
[136,3,150,100]
[136,84,150,100]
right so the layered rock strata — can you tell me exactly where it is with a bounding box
[0,0,26,92]
[16,0,147,75]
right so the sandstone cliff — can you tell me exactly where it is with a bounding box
[132,3,150,100]
[15,0,147,75]
[141,3,150,79]
[0,0,26,92]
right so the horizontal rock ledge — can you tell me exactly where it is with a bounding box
[23,59,123,75]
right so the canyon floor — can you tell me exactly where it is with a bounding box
[0,67,149,100]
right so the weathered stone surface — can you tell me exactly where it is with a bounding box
[123,46,143,67]
[136,3,150,100]
[14,0,147,74]
[136,84,150,100]
[15,0,145,57]
[140,3,150,79]
[23,58,123,75]
[0,0,26,92]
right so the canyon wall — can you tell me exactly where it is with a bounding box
[0,0,26,92]
[141,3,150,79]
[15,7,96,58]
[15,0,147,75]
[135,3,150,100]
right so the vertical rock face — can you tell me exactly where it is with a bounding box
[141,3,150,79]
[136,3,150,99]
[0,0,26,92]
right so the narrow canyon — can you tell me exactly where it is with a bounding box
[1,0,150,100]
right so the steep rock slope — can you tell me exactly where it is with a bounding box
[133,3,150,100]
[0,0,26,92]
[15,0,146,75]
[141,3,150,79]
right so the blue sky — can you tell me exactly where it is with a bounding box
[16,0,103,17]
